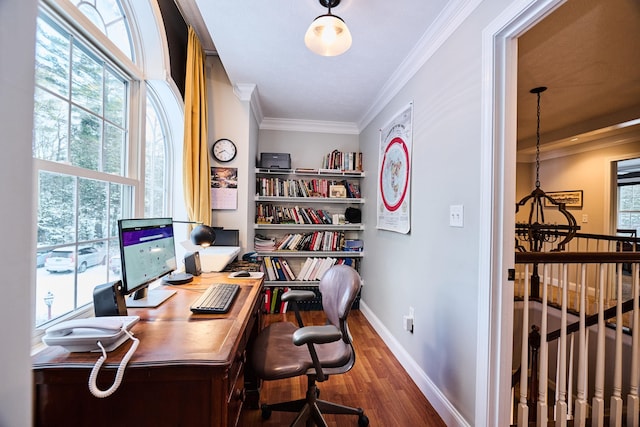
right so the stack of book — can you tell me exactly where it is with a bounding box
[256,177,360,198]
[322,149,363,172]
[254,234,276,251]
[256,203,334,225]
[262,256,296,281]
[296,257,356,281]
[275,231,345,251]
[263,286,291,313]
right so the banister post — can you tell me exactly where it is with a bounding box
[531,264,540,299]
[528,324,540,421]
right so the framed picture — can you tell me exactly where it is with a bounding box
[544,190,583,208]
[329,184,347,198]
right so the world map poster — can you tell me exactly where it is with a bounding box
[377,103,412,234]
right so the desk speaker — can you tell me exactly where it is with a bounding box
[93,281,127,316]
[184,251,201,276]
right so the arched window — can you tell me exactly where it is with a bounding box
[32,0,178,329]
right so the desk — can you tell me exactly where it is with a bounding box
[32,273,263,427]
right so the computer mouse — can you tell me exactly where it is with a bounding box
[234,270,251,277]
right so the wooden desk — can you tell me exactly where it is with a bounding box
[32,273,263,427]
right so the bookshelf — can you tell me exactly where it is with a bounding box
[254,167,364,308]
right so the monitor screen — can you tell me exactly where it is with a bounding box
[117,217,177,307]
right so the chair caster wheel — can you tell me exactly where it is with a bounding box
[358,413,369,426]
[261,404,272,420]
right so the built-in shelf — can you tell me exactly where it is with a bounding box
[256,250,364,258]
[255,168,364,178]
[255,223,364,231]
[255,195,364,204]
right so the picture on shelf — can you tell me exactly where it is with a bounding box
[329,184,347,198]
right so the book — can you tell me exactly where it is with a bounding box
[273,257,287,281]
[271,287,280,313]
[264,256,276,281]
[303,258,319,281]
[281,259,296,281]
[280,287,290,313]
[344,239,363,251]
[264,287,271,313]
[297,257,313,280]
[307,257,323,281]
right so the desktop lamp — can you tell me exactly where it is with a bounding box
[191,224,216,247]
[165,223,216,284]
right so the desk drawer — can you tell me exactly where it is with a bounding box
[227,362,245,427]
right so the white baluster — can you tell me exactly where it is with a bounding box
[518,264,530,427]
[537,264,549,427]
[567,334,574,420]
[592,265,605,427]
[628,264,639,427]
[574,264,587,427]
[609,264,623,427]
[555,264,568,427]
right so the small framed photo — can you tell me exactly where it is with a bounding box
[329,184,347,198]
[544,190,583,208]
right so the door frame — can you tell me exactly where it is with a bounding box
[478,0,565,425]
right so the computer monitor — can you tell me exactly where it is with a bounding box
[117,217,178,308]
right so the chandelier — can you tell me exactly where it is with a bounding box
[515,86,579,253]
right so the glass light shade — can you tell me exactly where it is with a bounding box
[190,224,216,247]
[304,14,352,56]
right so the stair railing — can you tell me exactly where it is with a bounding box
[513,251,640,427]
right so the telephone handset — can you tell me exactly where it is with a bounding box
[42,316,140,398]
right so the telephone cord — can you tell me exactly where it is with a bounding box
[88,328,139,398]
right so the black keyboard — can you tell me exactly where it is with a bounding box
[190,283,240,314]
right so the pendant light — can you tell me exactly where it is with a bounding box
[516,86,579,253]
[304,0,352,56]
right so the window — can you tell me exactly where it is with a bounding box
[617,158,640,235]
[33,0,173,329]
[145,92,171,218]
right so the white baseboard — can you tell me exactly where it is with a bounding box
[359,301,470,427]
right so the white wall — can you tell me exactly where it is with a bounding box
[0,1,38,426]
[258,130,359,170]
[359,0,512,424]
[207,56,254,252]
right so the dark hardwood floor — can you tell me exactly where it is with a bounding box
[240,309,446,426]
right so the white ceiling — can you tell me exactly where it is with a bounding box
[176,0,640,147]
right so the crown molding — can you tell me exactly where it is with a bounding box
[259,117,359,134]
[233,83,264,123]
[517,119,640,162]
[357,0,483,131]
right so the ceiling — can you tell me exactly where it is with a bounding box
[175,0,640,150]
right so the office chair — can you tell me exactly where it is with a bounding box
[251,264,369,426]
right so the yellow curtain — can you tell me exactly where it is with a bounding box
[183,26,211,226]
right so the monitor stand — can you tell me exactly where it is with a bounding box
[126,288,176,308]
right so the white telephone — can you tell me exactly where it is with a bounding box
[42,316,140,398]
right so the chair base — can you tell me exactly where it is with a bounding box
[261,379,369,427]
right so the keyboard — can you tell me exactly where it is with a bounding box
[190,283,240,314]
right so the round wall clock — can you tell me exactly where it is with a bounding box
[211,138,237,162]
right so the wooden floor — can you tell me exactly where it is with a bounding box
[239,309,446,426]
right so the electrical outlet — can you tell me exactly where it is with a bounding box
[582,214,588,223]
[403,306,415,333]
[449,205,464,227]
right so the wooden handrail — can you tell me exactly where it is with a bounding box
[515,251,640,264]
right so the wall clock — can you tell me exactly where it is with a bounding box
[211,138,237,163]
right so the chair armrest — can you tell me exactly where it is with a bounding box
[292,325,341,346]
[281,290,316,302]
